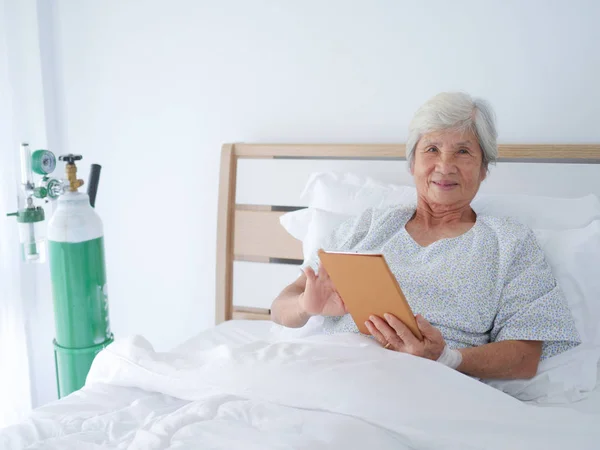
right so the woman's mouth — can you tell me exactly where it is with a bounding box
[432,181,458,190]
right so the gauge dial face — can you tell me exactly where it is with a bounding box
[32,150,56,175]
[40,151,56,173]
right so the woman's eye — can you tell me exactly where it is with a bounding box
[458,148,469,154]
[426,147,438,153]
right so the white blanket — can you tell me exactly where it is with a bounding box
[2,331,599,449]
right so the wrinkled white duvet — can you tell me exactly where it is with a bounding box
[2,329,599,450]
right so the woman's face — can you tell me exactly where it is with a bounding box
[411,129,486,212]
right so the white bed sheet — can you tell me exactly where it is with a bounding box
[172,319,600,417]
[566,370,600,414]
[1,319,599,450]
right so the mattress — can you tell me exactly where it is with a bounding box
[1,319,599,450]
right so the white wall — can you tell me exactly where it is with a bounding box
[0,0,34,424]
[2,0,59,409]
[23,0,600,405]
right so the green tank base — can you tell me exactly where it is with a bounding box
[53,334,114,398]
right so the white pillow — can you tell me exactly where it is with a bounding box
[472,193,600,230]
[533,221,600,345]
[489,221,600,404]
[300,171,417,215]
[279,208,313,242]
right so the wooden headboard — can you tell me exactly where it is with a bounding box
[215,143,600,324]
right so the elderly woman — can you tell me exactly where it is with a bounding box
[271,92,580,380]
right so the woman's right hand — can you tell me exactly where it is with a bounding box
[299,265,348,317]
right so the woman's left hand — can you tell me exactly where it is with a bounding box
[365,313,446,361]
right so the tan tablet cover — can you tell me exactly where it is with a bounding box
[318,249,422,340]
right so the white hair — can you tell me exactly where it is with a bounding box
[406,92,498,170]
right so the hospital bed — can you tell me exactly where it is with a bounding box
[2,143,600,449]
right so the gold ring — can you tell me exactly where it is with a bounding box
[384,343,391,349]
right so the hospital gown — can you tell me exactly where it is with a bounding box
[302,205,581,360]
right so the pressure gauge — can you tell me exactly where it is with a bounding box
[31,150,56,175]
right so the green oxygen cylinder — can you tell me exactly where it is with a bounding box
[47,154,113,398]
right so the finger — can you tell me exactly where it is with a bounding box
[317,264,330,281]
[303,266,316,282]
[383,313,420,346]
[319,266,339,292]
[370,315,403,348]
[364,320,387,347]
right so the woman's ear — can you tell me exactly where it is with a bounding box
[479,163,487,182]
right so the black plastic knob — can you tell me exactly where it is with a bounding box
[59,154,83,164]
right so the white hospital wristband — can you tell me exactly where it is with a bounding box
[437,345,462,370]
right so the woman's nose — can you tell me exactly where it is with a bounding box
[435,155,457,174]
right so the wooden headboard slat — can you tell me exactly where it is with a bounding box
[215,144,236,324]
[234,209,303,261]
[232,309,271,321]
[233,143,600,160]
[234,144,405,158]
[498,145,600,160]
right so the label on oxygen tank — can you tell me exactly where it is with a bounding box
[49,236,111,348]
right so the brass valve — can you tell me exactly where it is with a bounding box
[59,154,85,192]
[65,163,84,192]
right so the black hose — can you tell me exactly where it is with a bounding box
[88,164,101,208]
